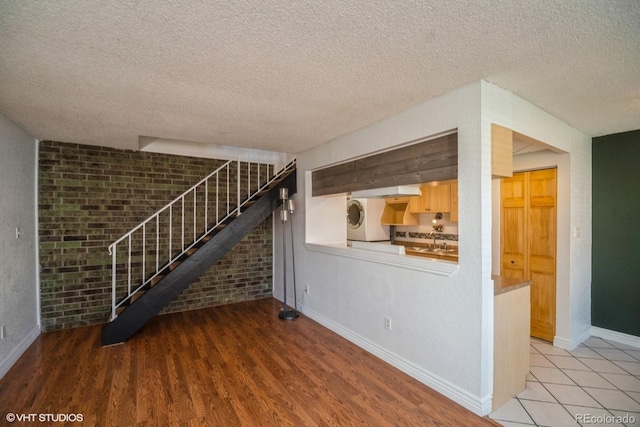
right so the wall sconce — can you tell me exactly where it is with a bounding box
[432,212,444,232]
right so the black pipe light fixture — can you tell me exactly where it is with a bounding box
[278,187,299,321]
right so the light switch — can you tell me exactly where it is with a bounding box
[15,227,21,239]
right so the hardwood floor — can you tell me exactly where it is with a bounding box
[0,298,494,426]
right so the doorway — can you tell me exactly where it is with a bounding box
[501,168,557,342]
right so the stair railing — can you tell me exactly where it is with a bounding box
[107,154,296,321]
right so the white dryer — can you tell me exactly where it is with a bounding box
[347,198,390,241]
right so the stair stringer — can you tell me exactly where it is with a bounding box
[101,170,296,346]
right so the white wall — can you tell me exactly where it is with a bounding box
[273,80,592,415]
[272,80,596,417]
[0,114,40,379]
[280,81,495,415]
[482,82,592,349]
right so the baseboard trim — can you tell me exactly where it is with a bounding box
[0,326,40,380]
[553,336,571,350]
[554,327,591,351]
[591,326,640,349]
[298,303,491,416]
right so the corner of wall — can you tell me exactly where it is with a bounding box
[35,139,42,330]
[0,115,40,379]
[0,326,40,380]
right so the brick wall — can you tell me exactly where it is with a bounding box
[39,141,273,331]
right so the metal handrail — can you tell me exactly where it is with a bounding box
[108,155,296,321]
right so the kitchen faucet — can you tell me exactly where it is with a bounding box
[430,232,437,248]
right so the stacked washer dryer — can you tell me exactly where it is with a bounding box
[347,198,390,241]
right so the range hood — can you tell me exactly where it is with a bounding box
[351,185,421,199]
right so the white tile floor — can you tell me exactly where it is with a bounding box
[490,336,640,427]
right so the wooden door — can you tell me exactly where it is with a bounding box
[501,173,526,281]
[501,169,557,342]
[527,169,557,341]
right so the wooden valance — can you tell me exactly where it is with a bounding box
[312,133,458,196]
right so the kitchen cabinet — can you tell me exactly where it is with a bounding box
[381,199,419,225]
[450,181,458,222]
[427,184,451,212]
[409,184,451,213]
[408,194,422,213]
[493,276,531,410]
[492,123,513,178]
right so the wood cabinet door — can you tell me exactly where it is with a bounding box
[501,169,557,342]
[407,183,453,213]
[421,184,451,212]
[431,184,451,212]
[408,194,423,213]
[450,181,459,222]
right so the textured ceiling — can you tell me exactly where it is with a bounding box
[0,1,638,154]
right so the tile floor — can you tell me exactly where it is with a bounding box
[490,336,640,427]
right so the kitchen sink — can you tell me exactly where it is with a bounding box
[406,246,456,254]
[429,248,456,253]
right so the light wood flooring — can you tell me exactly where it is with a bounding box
[0,298,495,426]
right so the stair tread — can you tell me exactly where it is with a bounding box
[169,261,181,271]
[279,168,295,178]
[130,291,146,303]
[150,275,164,286]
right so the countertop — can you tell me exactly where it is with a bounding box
[392,241,458,260]
[492,275,531,296]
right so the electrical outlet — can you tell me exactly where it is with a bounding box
[304,285,310,294]
[384,317,392,331]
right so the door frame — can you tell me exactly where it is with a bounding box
[500,167,558,341]
[493,150,571,347]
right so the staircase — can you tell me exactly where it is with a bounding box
[102,156,296,346]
